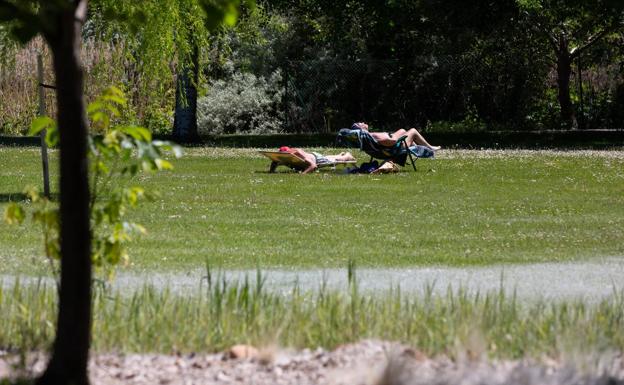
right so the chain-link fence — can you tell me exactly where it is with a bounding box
[281,55,624,132]
[282,55,522,132]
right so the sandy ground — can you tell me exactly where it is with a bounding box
[2,340,624,385]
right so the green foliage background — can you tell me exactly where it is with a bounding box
[1,0,623,135]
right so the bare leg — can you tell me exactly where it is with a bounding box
[406,128,441,150]
[391,128,408,138]
[326,152,355,162]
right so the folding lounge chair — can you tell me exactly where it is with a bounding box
[258,151,356,173]
[337,128,434,171]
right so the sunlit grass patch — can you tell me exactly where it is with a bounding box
[1,147,623,273]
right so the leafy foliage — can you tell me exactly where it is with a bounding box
[5,87,182,281]
[85,0,253,133]
[197,70,284,134]
[1,0,623,133]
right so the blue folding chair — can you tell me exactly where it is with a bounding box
[337,128,433,171]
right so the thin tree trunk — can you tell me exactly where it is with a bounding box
[173,43,200,142]
[556,48,577,129]
[37,1,92,384]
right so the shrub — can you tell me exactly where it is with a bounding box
[197,69,284,135]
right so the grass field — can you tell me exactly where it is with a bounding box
[1,146,624,274]
[2,145,624,357]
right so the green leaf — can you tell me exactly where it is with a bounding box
[141,160,157,172]
[24,187,40,203]
[120,125,152,142]
[153,141,184,158]
[90,111,108,125]
[98,86,127,107]
[45,126,59,147]
[154,158,173,170]
[29,116,55,136]
[103,103,121,118]
[131,223,147,235]
[94,160,110,175]
[4,203,25,225]
[200,0,241,30]
[29,116,58,147]
[106,85,126,99]
[137,141,160,161]
[121,164,140,176]
[124,187,145,206]
[87,100,104,115]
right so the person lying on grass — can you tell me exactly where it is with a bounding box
[278,146,356,174]
[351,122,441,151]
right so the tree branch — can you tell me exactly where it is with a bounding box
[74,0,88,24]
[571,26,614,59]
[523,10,559,52]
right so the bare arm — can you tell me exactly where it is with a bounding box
[302,163,317,174]
[292,149,317,174]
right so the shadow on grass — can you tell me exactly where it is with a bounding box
[0,379,35,385]
[0,193,29,203]
[3,131,624,149]
[0,193,58,203]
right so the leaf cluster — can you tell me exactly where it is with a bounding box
[6,86,183,281]
[4,188,60,282]
[0,0,44,44]
[517,0,624,48]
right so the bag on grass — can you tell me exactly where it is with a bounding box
[349,160,379,174]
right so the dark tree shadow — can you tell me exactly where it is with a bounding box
[0,136,42,147]
[0,193,29,203]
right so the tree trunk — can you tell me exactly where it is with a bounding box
[555,48,577,129]
[173,43,200,142]
[37,2,92,385]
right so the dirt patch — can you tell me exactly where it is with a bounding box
[2,340,623,385]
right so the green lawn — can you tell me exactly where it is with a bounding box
[1,146,623,274]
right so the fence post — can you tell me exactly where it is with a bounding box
[577,54,584,130]
[37,53,51,199]
[283,63,289,132]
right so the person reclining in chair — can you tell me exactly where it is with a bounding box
[351,122,441,151]
[278,146,355,174]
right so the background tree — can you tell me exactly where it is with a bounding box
[90,0,246,142]
[518,0,624,128]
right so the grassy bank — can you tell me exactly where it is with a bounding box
[1,273,623,358]
[1,147,624,273]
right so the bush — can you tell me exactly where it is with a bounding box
[197,70,284,135]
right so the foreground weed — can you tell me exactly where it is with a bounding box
[1,273,624,358]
